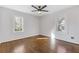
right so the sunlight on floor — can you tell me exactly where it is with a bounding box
[12,44,25,53]
[57,45,67,53]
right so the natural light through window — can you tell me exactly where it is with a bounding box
[14,16,24,32]
[51,33,56,49]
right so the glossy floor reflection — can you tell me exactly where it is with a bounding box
[0,35,76,53]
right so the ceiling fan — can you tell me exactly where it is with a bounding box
[31,5,48,14]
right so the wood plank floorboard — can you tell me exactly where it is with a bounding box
[0,35,79,53]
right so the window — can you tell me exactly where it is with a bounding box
[57,17,65,32]
[14,16,24,32]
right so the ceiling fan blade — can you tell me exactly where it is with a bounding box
[41,5,47,10]
[32,5,38,9]
[32,10,38,12]
[41,10,48,12]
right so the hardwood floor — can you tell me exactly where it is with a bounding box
[56,39,79,53]
[56,39,73,53]
[0,35,79,53]
[0,35,52,53]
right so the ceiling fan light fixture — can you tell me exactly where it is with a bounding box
[38,11,42,14]
[31,5,48,14]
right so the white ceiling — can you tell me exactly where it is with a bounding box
[1,5,74,16]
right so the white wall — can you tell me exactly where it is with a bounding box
[0,7,39,43]
[64,6,79,44]
[40,6,79,44]
[54,6,79,44]
[39,14,56,37]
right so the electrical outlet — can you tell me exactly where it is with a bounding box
[71,36,74,39]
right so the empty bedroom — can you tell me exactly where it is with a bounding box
[0,5,79,53]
